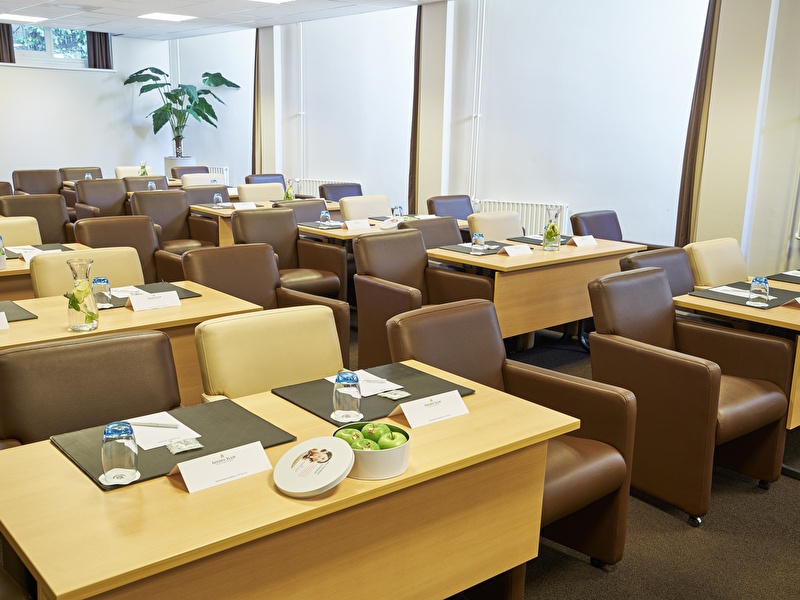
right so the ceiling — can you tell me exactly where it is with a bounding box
[0,0,436,40]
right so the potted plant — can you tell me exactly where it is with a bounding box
[124,66,240,159]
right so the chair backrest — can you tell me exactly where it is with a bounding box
[59,167,103,181]
[183,185,230,206]
[0,331,180,445]
[236,183,285,203]
[195,306,343,401]
[11,170,62,195]
[467,211,524,239]
[182,244,280,309]
[181,173,220,187]
[398,216,462,248]
[0,181,12,196]
[353,229,429,302]
[339,194,391,221]
[30,246,144,297]
[387,299,507,391]
[74,216,161,284]
[570,210,623,241]
[123,176,169,192]
[75,179,128,216]
[273,198,327,223]
[115,165,155,178]
[588,267,677,350]
[0,216,42,245]
[246,173,286,189]
[426,195,473,220]
[619,247,695,296]
[171,165,209,179]
[0,194,69,243]
[231,208,300,268]
[130,190,191,241]
[319,182,363,202]
[683,237,749,288]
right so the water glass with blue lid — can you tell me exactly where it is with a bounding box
[331,371,362,423]
[101,421,139,486]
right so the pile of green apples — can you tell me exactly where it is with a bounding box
[334,422,408,451]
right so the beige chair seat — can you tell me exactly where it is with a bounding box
[236,183,285,203]
[0,216,42,245]
[339,194,391,220]
[30,247,144,297]
[683,237,748,288]
[181,173,221,187]
[467,211,524,240]
[278,267,340,297]
[115,165,155,178]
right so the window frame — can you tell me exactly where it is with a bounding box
[12,24,88,69]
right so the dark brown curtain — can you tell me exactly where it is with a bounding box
[674,0,720,246]
[0,23,15,64]
[87,31,112,69]
[407,6,422,214]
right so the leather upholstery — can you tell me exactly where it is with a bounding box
[115,165,155,178]
[386,299,636,566]
[319,182,362,202]
[74,215,184,283]
[11,169,62,196]
[467,211,524,239]
[30,246,144,297]
[0,194,72,243]
[74,178,128,218]
[236,183,285,203]
[353,229,494,367]
[619,247,695,296]
[59,167,102,181]
[231,208,345,300]
[339,195,391,220]
[0,566,30,600]
[181,173,221,187]
[273,199,327,223]
[183,185,230,206]
[172,165,209,179]
[589,267,792,520]
[130,190,218,254]
[683,237,749,288]
[426,194,473,220]
[0,216,42,245]
[0,181,13,196]
[0,330,181,447]
[246,173,286,188]
[571,210,624,241]
[123,176,168,192]
[195,306,343,402]
[398,216,463,248]
[182,244,351,366]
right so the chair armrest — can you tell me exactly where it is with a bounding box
[0,439,22,450]
[297,238,348,301]
[74,203,100,220]
[276,287,351,367]
[154,249,185,282]
[353,274,423,325]
[61,187,77,208]
[14,190,29,195]
[188,215,219,245]
[675,319,795,396]
[425,266,494,303]
[502,360,636,460]
[64,222,76,242]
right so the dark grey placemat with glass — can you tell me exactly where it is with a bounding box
[298,221,343,230]
[768,272,800,285]
[102,282,202,309]
[689,281,800,309]
[507,235,572,246]
[50,399,295,491]
[0,301,38,322]
[4,243,75,260]
[438,241,513,255]
[272,362,475,426]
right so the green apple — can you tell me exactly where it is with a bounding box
[361,422,391,442]
[352,438,380,450]
[334,428,363,444]
[378,430,408,449]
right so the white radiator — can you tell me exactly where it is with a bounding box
[479,200,569,235]
[295,179,361,197]
[207,166,229,185]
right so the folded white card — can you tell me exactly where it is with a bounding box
[127,290,181,311]
[0,312,8,330]
[499,244,532,256]
[344,219,371,230]
[232,202,258,210]
[567,235,596,247]
[400,390,469,428]
[171,441,272,493]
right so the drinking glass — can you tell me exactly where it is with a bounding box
[319,210,332,226]
[213,193,224,206]
[101,421,139,485]
[470,232,485,255]
[91,276,112,309]
[84,172,93,180]
[331,371,363,423]
[392,205,404,218]
[746,276,769,308]
[146,180,156,191]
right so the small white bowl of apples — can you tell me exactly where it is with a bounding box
[333,422,410,480]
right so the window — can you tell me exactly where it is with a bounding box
[12,25,88,67]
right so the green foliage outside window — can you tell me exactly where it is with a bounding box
[53,28,87,59]
[12,24,45,52]
[11,25,87,60]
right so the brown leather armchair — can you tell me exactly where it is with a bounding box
[571,209,662,249]
[246,173,286,188]
[74,178,129,219]
[74,215,184,283]
[588,267,793,525]
[11,169,70,220]
[426,194,473,242]
[353,229,494,368]
[398,216,464,248]
[0,194,73,243]
[122,175,169,192]
[619,247,695,296]
[387,299,636,567]
[59,167,103,218]
[319,182,362,202]
[183,185,230,206]
[273,198,328,223]
[182,244,351,367]
[130,190,218,254]
[172,165,209,179]
[0,181,13,196]
[231,208,347,301]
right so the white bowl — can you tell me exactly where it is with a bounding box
[333,423,410,480]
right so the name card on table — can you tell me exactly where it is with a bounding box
[231,202,258,210]
[0,312,8,330]
[170,441,272,493]
[126,290,181,311]
[499,244,533,256]
[344,219,371,231]
[399,390,469,428]
[10,246,62,262]
[567,235,597,247]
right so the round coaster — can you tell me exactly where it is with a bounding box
[273,436,354,498]
[99,470,141,486]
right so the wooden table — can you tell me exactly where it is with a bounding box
[0,360,578,600]
[0,244,90,302]
[427,239,646,338]
[0,281,261,406]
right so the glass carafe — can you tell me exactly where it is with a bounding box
[67,258,99,331]
[543,205,562,251]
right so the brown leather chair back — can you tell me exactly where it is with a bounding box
[231,208,300,268]
[319,182,362,202]
[426,195,473,220]
[589,267,677,350]
[171,165,209,179]
[74,215,162,283]
[570,210,623,241]
[122,176,169,192]
[0,182,12,196]
[353,229,430,303]
[182,244,280,309]
[0,194,70,243]
[131,190,192,241]
[75,179,128,216]
[0,331,180,446]
[273,199,327,223]
[11,169,62,195]
[619,247,695,296]
[183,185,230,206]
[398,217,462,249]
[246,173,286,188]
[59,167,102,181]
[387,299,507,391]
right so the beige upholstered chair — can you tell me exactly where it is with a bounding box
[683,237,749,289]
[236,183,285,203]
[115,165,155,178]
[29,247,144,297]
[467,211,524,240]
[195,306,343,403]
[181,173,221,187]
[0,216,42,245]
[339,194,391,221]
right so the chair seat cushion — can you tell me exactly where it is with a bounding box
[279,268,341,297]
[716,375,787,444]
[541,436,628,526]
[162,239,215,255]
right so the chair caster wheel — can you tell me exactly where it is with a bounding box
[757,479,771,490]
[589,557,606,568]
[688,516,702,527]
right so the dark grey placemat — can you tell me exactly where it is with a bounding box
[689,281,800,309]
[102,282,202,309]
[0,300,38,322]
[298,221,343,230]
[5,243,75,259]
[507,235,572,246]
[438,241,513,255]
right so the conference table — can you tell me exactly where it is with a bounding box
[427,239,646,338]
[0,281,261,406]
[0,243,89,302]
[0,359,578,600]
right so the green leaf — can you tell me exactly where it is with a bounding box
[68,293,81,312]
[151,105,173,134]
[202,72,240,89]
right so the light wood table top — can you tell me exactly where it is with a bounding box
[0,244,91,302]
[0,360,578,600]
